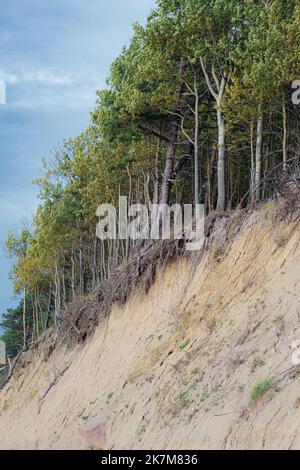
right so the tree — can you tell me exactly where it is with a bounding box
[180,0,248,211]
[6,226,32,348]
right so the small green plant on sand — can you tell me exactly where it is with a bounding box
[179,340,189,351]
[250,378,274,402]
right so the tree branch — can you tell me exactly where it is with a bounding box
[200,57,218,101]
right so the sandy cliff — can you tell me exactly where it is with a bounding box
[1,201,300,450]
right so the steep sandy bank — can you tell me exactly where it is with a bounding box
[1,201,300,450]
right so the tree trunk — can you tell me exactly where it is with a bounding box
[194,88,200,207]
[217,108,226,212]
[23,285,27,349]
[153,135,161,205]
[282,94,288,172]
[125,163,132,260]
[92,235,98,290]
[158,63,185,213]
[159,120,178,207]
[44,283,52,330]
[35,286,39,339]
[79,236,84,296]
[71,251,76,299]
[255,106,263,202]
[250,121,255,206]
[200,59,227,212]
[54,261,61,323]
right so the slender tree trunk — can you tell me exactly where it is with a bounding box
[200,59,227,212]
[71,251,76,299]
[207,146,217,212]
[92,235,98,290]
[35,286,39,338]
[282,93,288,172]
[255,105,263,202]
[157,63,185,217]
[61,266,66,307]
[32,301,36,344]
[262,141,270,200]
[205,159,210,215]
[101,240,107,280]
[151,120,178,237]
[250,121,255,205]
[143,172,151,210]
[54,261,61,323]
[159,120,178,206]
[194,87,200,207]
[153,135,161,205]
[125,163,132,260]
[44,283,52,330]
[23,285,27,349]
[152,119,179,237]
[217,108,226,211]
[79,236,84,296]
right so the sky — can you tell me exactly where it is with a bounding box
[0,0,155,317]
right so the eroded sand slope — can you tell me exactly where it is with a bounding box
[1,202,300,449]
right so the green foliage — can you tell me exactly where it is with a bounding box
[0,301,31,356]
[179,340,189,351]
[250,378,274,402]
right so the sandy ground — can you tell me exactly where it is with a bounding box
[1,201,300,450]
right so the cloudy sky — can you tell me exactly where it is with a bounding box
[0,0,155,316]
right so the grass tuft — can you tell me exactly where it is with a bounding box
[250,378,274,402]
